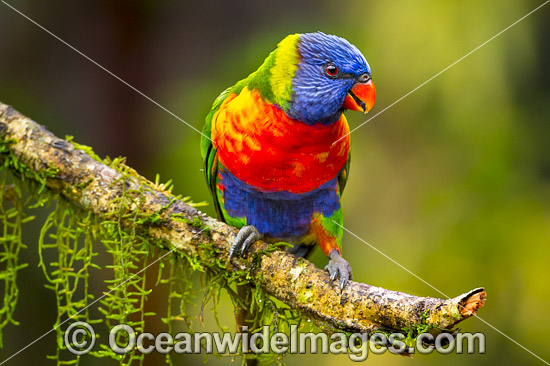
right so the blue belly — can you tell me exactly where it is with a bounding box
[218,167,341,240]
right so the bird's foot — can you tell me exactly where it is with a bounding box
[324,249,353,291]
[229,225,263,260]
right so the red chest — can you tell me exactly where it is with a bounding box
[211,88,350,194]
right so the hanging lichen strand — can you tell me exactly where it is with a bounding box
[96,178,154,365]
[192,234,305,365]
[29,159,188,366]
[0,170,29,349]
[158,255,195,366]
[38,200,100,364]
[0,129,58,351]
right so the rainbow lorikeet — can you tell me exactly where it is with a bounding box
[201,32,376,289]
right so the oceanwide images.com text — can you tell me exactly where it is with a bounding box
[65,322,486,361]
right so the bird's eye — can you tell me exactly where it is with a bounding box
[325,64,339,77]
[358,73,372,83]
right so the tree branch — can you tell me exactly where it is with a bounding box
[0,101,486,335]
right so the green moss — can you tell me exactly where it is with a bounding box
[0,137,59,195]
[401,309,446,349]
[66,135,103,162]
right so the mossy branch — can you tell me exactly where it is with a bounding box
[0,101,486,335]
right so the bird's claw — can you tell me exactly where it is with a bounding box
[229,225,263,260]
[324,250,353,291]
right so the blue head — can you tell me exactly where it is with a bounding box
[287,32,375,124]
[244,32,376,125]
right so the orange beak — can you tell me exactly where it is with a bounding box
[342,79,376,113]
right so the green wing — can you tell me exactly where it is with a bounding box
[201,87,232,220]
[337,149,351,197]
[331,146,351,249]
[200,87,231,161]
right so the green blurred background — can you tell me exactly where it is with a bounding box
[1,0,549,365]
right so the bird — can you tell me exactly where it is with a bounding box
[201,32,375,289]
